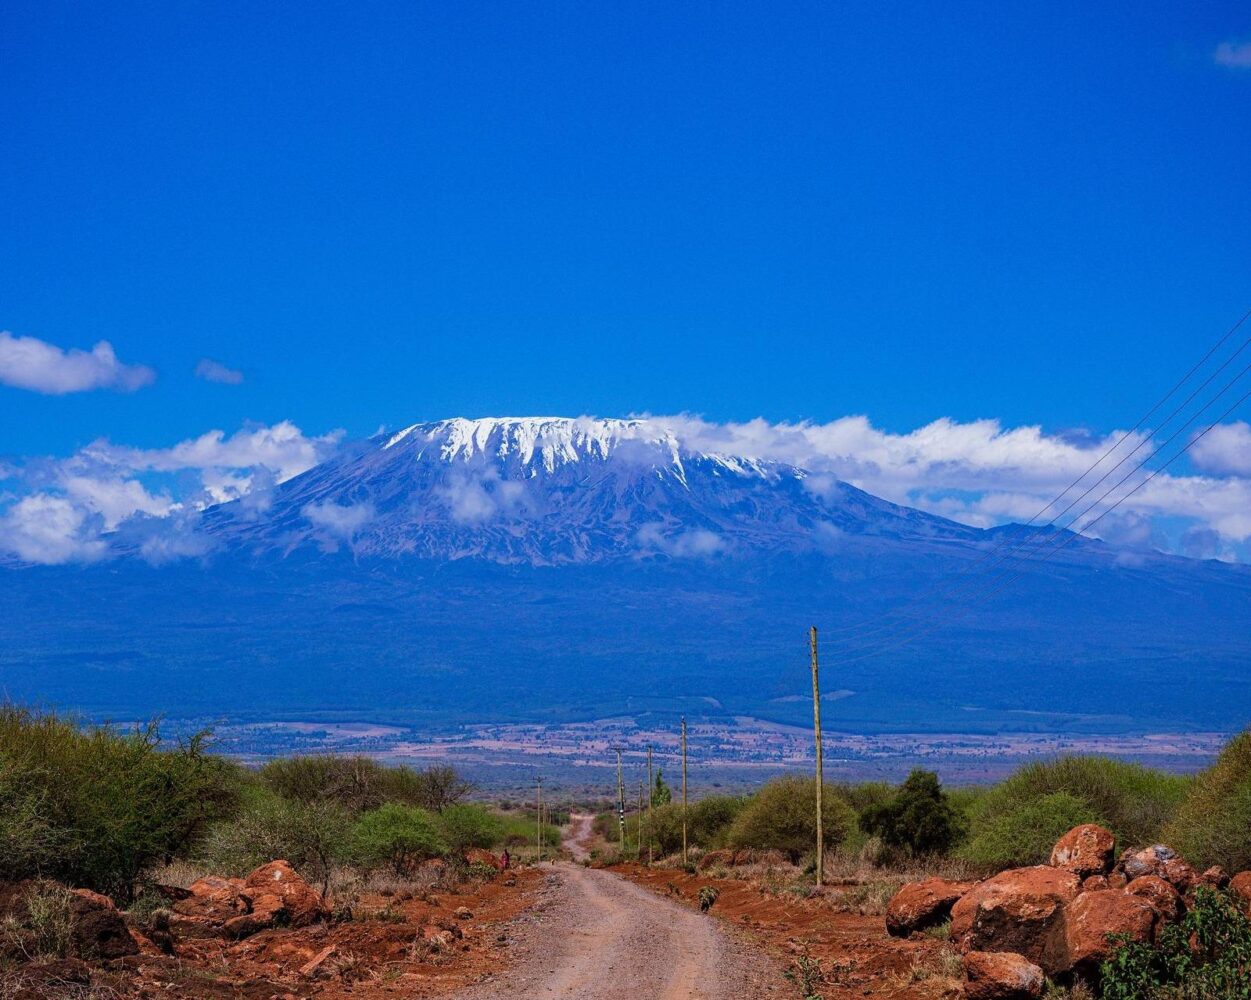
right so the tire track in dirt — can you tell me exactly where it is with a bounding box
[453,863,783,1000]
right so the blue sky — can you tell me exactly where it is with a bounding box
[1,2,1250,563]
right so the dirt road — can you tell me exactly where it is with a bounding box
[453,862,783,1000]
[564,812,595,862]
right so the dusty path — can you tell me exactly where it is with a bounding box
[564,812,595,862]
[453,863,783,1000]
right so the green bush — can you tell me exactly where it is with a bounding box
[259,757,471,815]
[1164,731,1251,872]
[726,777,856,862]
[198,784,351,894]
[439,804,504,853]
[962,755,1186,858]
[351,803,447,874]
[688,795,746,848]
[958,791,1098,869]
[496,811,562,850]
[0,707,240,901]
[860,769,966,857]
[1101,886,1251,1000]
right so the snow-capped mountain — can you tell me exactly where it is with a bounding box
[201,416,983,563]
[5,416,1250,737]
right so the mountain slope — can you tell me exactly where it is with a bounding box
[3,416,1250,734]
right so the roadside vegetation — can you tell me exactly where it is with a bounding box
[0,705,558,907]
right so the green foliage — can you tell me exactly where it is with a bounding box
[439,804,504,853]
[964,755,1185,854]
[260,757,472,815]
[1101,887,1251,1000]
[688,795,746,848]
[859,770,966,857]
[726,776,855,861]
[351,803,447,874]
[496,811,562,850]
[0,706,240,901]
[959,791,1098,869]
[198,784,351,894]
[1164,731,1251,872]
[697,885,719,912]
[652,769,673,806]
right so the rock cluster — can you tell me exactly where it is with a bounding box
[887,825,1251,998]
[171,860,327,939]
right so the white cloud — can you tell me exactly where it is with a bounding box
[436,466,527,523]
[303,500,376,541]
[0,420,342,565]
[0,331,155,394]
[637,523,725,558]
[0,495,108,564]
[1190,421,1251,477]
[1215,40,1251,68]
[194,358,244,385]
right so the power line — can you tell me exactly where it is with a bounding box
[822,307,1251,639]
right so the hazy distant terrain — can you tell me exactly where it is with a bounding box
[3,418,1249,738]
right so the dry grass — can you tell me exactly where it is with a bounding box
[143,860,210,890]
[885,945,964,989]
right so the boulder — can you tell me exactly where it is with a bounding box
[242,861,326,928]
[885,878,975,937]
[1050,825,1116,877]
[223,892,286,938]
[464,848,504,872]
[1161,858,1198,892]
[950,867,1080,974]
[1081,875,1110,893]
[698,849,735,870]
[1061,890,1156,979]
[1124,875,1183,923]
[1197,866,1230,889]
[1118,845,1177,881]
[1229,871,1251,916]
[173,876,248,922]
[964,950,1045,1000]
[66,888,138,960]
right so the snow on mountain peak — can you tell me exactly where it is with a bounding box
[381,416,693,474]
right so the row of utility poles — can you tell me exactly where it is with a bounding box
[532,627,824,879]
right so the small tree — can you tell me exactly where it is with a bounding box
[726,776,855,862]
[408,766,473,813]
[652,769,673,807]
[440,804,504,853]
[859,770,965,857]
[352,803,447,874]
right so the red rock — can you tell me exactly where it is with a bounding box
[1062,890,1156,978]
[886,878,976,937]
[697,849,735,871]
[1118,844,1177,880]
[1106,873,1127,890]
[1197,866,1230,889]
[173,876,248,921]
[242,861,325,928]
[1161,858,1198,892]
[1125,875,1183,923]
[1228,871,1251,915]
[950,866,1080,974]
[1050,825,1116,877]
[465,848,504,871]
[1081,875,1110,892]
[964,950,1045,1000]
[223,892,286,938]
[66,887,138,959]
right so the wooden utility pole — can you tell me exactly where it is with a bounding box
[532,775,542,866]
[536,776,544,863]
[646,745,654,865]
[810,625,824,888]
[612,747,627,847]
[637,779,644,860]
[681,716,689,865]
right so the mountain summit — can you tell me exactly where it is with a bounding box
[201,416,979,564]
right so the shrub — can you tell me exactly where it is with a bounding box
[958,791,1098,869]
[403,765,473,813]
[965,755,1185,853]
[0,707,240,901]
[260,755,388,812]
[439,804,504,853]
[859,770,965,857]
[1101,886,1251,1000]
[198,785,351,894]
[352,804,447,874]
[726,777,856,861]
[1164,731,1251,872]
[688,795,746,848]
